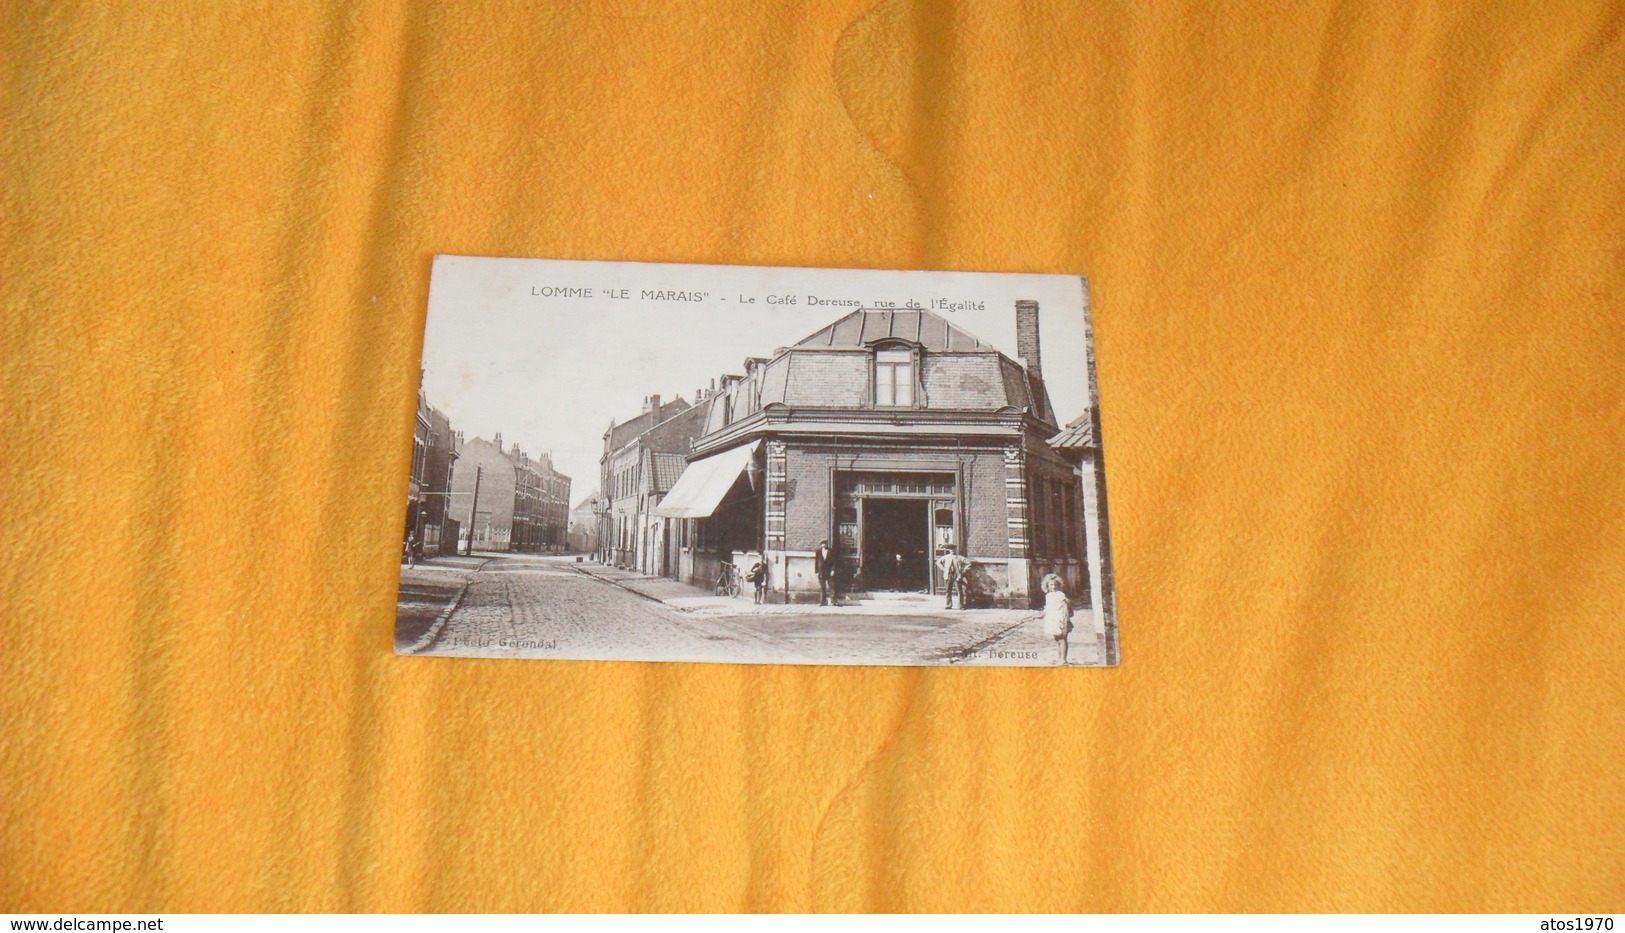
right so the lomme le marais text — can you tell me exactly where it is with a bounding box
[530,285,987,313]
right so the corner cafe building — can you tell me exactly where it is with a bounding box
[656,304,1089,608]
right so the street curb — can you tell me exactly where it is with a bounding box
[398,557,490,655]
[569,566,1040,620]
[941,616,1038,665]
[568,565,692,611]
[399,581,467,655]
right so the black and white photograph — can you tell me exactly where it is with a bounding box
[396,256,1117,666]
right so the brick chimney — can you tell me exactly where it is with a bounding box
[644,394,661,413]
[1015,300,1042,382]
[493,431,502,451]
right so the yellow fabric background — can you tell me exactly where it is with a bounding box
[2,0,1620,912]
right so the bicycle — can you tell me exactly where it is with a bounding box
[715,561,743,598]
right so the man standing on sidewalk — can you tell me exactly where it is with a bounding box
[814,539,836,606]
[935,545,969,609]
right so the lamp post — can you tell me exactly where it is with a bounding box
[591,496,608,564]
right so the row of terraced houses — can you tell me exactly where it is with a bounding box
[408,380,572,557]
[597,302,1108,612]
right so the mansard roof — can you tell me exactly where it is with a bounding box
[691,308,1059,437]
[792,309,992,352]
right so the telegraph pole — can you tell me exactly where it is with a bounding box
[465,465,483,556]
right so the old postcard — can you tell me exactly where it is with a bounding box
[396,257,1117,666]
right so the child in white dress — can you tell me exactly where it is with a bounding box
[1040,573,1073,666]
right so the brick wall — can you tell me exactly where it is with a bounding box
[921,354,1005,409]
[783,446,831,550]
[964,449,1009,559]
[449,439,517,548]
[783,353,868,407]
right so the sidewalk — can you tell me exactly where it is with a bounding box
[399,553,491,573]
[572,562,1035,620]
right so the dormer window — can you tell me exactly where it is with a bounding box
[874,347,916,407]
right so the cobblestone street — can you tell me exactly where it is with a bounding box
[396,554,1106,666]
